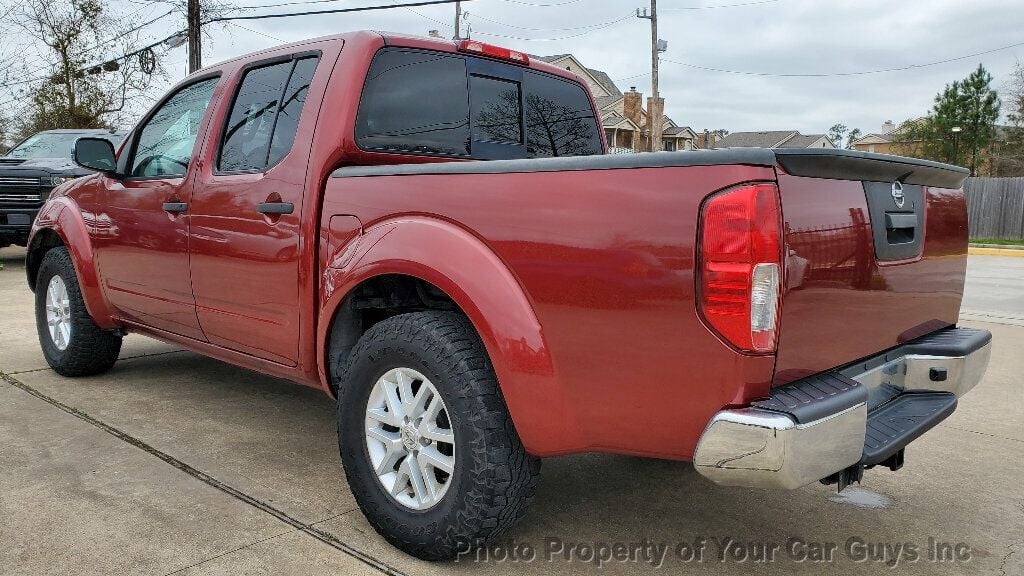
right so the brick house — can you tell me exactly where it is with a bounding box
[535,54,696,152]
[851,121,903,154]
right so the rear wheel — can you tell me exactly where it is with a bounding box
[337,311,540,560]
[34,247,122,376]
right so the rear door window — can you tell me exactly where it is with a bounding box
[355,48,602,160]
[268,57,319,166]
[219,55,320,173]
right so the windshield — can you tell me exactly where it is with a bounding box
[5,132,120,159]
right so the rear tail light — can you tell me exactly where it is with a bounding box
[457,40,530,65]
[698,183,782,353]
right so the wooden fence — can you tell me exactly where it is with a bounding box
[964,177,1024,240]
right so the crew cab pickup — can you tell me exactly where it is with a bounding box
[1,129,124,248]
[26,31,990,560]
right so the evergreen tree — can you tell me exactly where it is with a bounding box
[897,64,1000,174]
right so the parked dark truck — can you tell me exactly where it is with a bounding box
[25,32,990,560]
[1,129,124,248]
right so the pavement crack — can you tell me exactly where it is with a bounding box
[310,507,361,526]
[999,501,1024,576]
[160,528,299,576]
[7,349,187,375]
[936,424,1024,444]
[0,370,408,576]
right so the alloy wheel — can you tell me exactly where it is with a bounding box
[364,367,456,511]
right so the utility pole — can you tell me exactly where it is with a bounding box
[187,0,202,73]
[453,1,462,40]
[637,1,665,152]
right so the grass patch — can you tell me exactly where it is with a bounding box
[970,238,1024,246]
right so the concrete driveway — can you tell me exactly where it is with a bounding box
[1,246,1021,576]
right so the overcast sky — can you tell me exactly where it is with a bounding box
[25,0,1024,136]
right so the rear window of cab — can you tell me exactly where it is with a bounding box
[354,48,603,160]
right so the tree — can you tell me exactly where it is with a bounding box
[8,0,164,137]
[845,128,862,149]
[991,60,1024,176]
[827,123,847,148]
[896,64,1000,174]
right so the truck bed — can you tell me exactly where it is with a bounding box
[324,148,970,459]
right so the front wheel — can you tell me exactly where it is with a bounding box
[337,311,540,560]
[34,247,122,376]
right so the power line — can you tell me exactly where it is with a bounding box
[660,40,1024,78]
[225,21,286,43]
[206,0,465,22]
[91,9,176,53]
[235,0,346,8]
[1,8,176,91]
[614,71,649,82]
[403,4,634,41]
[490,0,583,6]
[661,0,781,10]
[468,11,633,32]
[470,14,632,42]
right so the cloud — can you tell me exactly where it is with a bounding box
[110,0,1024,134]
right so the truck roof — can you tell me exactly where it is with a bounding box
[200,30,580,84]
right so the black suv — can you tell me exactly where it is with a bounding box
[1,129,125,247]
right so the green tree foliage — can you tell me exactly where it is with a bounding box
[896,64,1000,174]
[826,124,863,149]
[827,123,847,147]
[845,128,862,149]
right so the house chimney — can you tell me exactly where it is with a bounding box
[623,87,643,128]
[882,120,895,134]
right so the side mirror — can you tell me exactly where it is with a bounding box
[73,137,119,175]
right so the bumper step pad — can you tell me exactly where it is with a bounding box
[863,392,957,465]
[752,373,865,424]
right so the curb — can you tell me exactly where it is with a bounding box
[969,243,1024,250]
[968,246,1024,257]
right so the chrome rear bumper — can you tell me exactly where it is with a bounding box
[693,328,991,490]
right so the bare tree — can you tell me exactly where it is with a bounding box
[991,60,1024,176]
[7,0,166,137]
[0,0,20,148]
[475,88,599,157]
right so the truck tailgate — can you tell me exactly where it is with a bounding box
[771,150,971,386]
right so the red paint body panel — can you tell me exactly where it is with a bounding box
[320,165,779,458]
[30,191,118,329]
[773,173,967,385]
[186,39,343,365]
[26,30,970,463]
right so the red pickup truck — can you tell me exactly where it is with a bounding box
[27,31,991,560]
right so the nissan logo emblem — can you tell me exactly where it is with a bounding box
[891,181,906,208]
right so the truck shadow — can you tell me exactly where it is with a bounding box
[83,348,935,573]
[19,329,1010,575]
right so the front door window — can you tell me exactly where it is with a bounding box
[130,78,218,178]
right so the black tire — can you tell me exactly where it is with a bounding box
[34,247,122,376]
[337,311,541,561]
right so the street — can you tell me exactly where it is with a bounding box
[962,255,1024,326]
[0,246,1022,575]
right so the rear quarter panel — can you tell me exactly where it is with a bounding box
[322,164,777,460]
